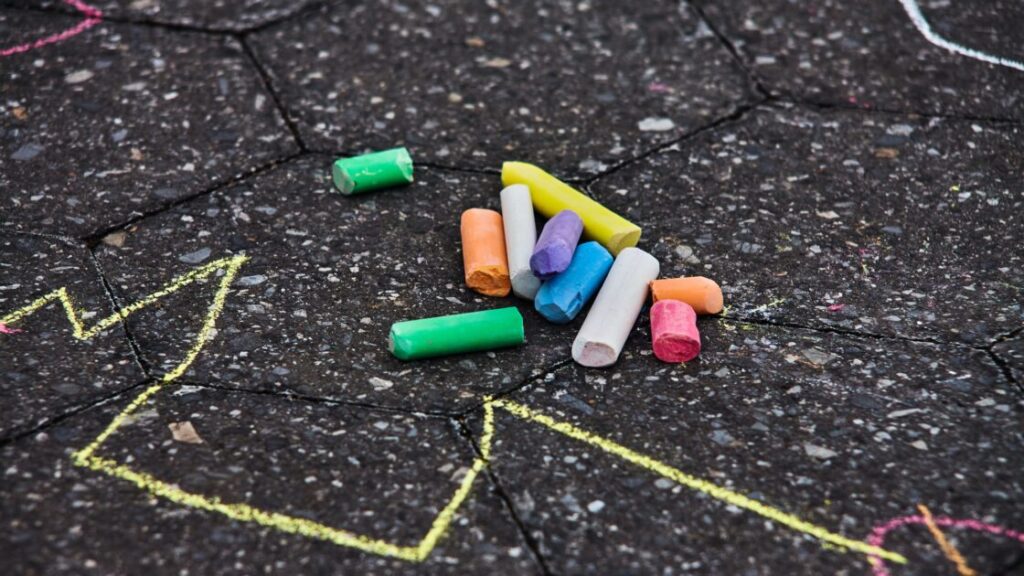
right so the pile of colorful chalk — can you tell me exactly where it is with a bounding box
[331,148,723,368]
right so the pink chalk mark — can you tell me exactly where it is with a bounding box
[0,0,103,58]
[0,323,23,334]
[648,82,672,93]
[866,514,1024,576]
[828,303,845,312]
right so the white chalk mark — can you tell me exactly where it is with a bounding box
[898,0,1024,72]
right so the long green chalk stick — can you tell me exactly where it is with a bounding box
[389,307,525,360]
[332,147,414,195]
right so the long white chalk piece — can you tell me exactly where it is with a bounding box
[500,184,541,300]
[572,247,660,367]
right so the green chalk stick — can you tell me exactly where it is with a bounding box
[389,307,525,361]
[332,147,414,195]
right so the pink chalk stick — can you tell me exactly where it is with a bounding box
[650,300,700,362]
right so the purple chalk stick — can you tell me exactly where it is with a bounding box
[530,209,584,279]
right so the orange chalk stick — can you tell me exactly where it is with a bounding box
[650,276,723,315]
[461,209,512,297]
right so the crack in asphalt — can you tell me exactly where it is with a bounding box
[0,378,149,448]
[239,33,308,152]
[720,314,1024,395]
[453,417,556,576]
[583,97,769,188]
[167,379,457,419]
[88,248,152,376]
[986,348,1022,395]
[80,150,304,247]
[773,94,1024,126]
[719,314,950,347]
[452,359,576,418]
[686,0,771,99]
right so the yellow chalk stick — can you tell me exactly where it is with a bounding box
[501,161,641,256]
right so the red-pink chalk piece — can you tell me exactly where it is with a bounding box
[650,300,700,363]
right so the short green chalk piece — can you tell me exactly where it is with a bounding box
[332,147,414,195]
[389,307,525,361]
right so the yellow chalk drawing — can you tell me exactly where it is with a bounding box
[1,256,906,566]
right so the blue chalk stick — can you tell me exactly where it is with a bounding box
[534,241,614,324]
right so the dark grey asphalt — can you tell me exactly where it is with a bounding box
[1,1,1022,575]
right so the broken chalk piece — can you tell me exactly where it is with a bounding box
[389,307,525,360]
[572,247,660,367]
[331,147,413,195]
[650,276,724,315]
[534,241,613,324]
[650,300,701,362]
[500,184,541,300]
[502,161,641,256]
[530,209,584,279]
[461,208,512,297]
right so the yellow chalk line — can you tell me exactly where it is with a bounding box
[2,255,904,566]
[918,504,976,576]
[410,401,496,561]
[1,254,489,561]
[74,452,418,559]
[0,255,248,340]
[75,255,248,461]
[490,398,907,564]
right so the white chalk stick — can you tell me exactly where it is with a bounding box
[572,247,660,367]
[500,184,541,300]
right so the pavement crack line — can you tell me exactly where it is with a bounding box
[984,349,1022,395]
[583,97,769,187]
[774,94,1024,126]
[720,315,1024,395]
[452,358,575,418]
[172,379,455,419]
[243,0,332,35]
[720,313,951,347]
[453,417,555,576]
[239,34,308,152]
[81,150,304,247]
[685,0,772,99]
[0,227,80,245]
[0,378,150,448]
[989,325,1023,346]
[88,248,152,376]
[413,161,503,177]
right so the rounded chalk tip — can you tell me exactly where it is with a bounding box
[500,183,530,198]
[529,251,553,279]
[701,278,724,315]
[571,338,619,368]
[501,161,533,185]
